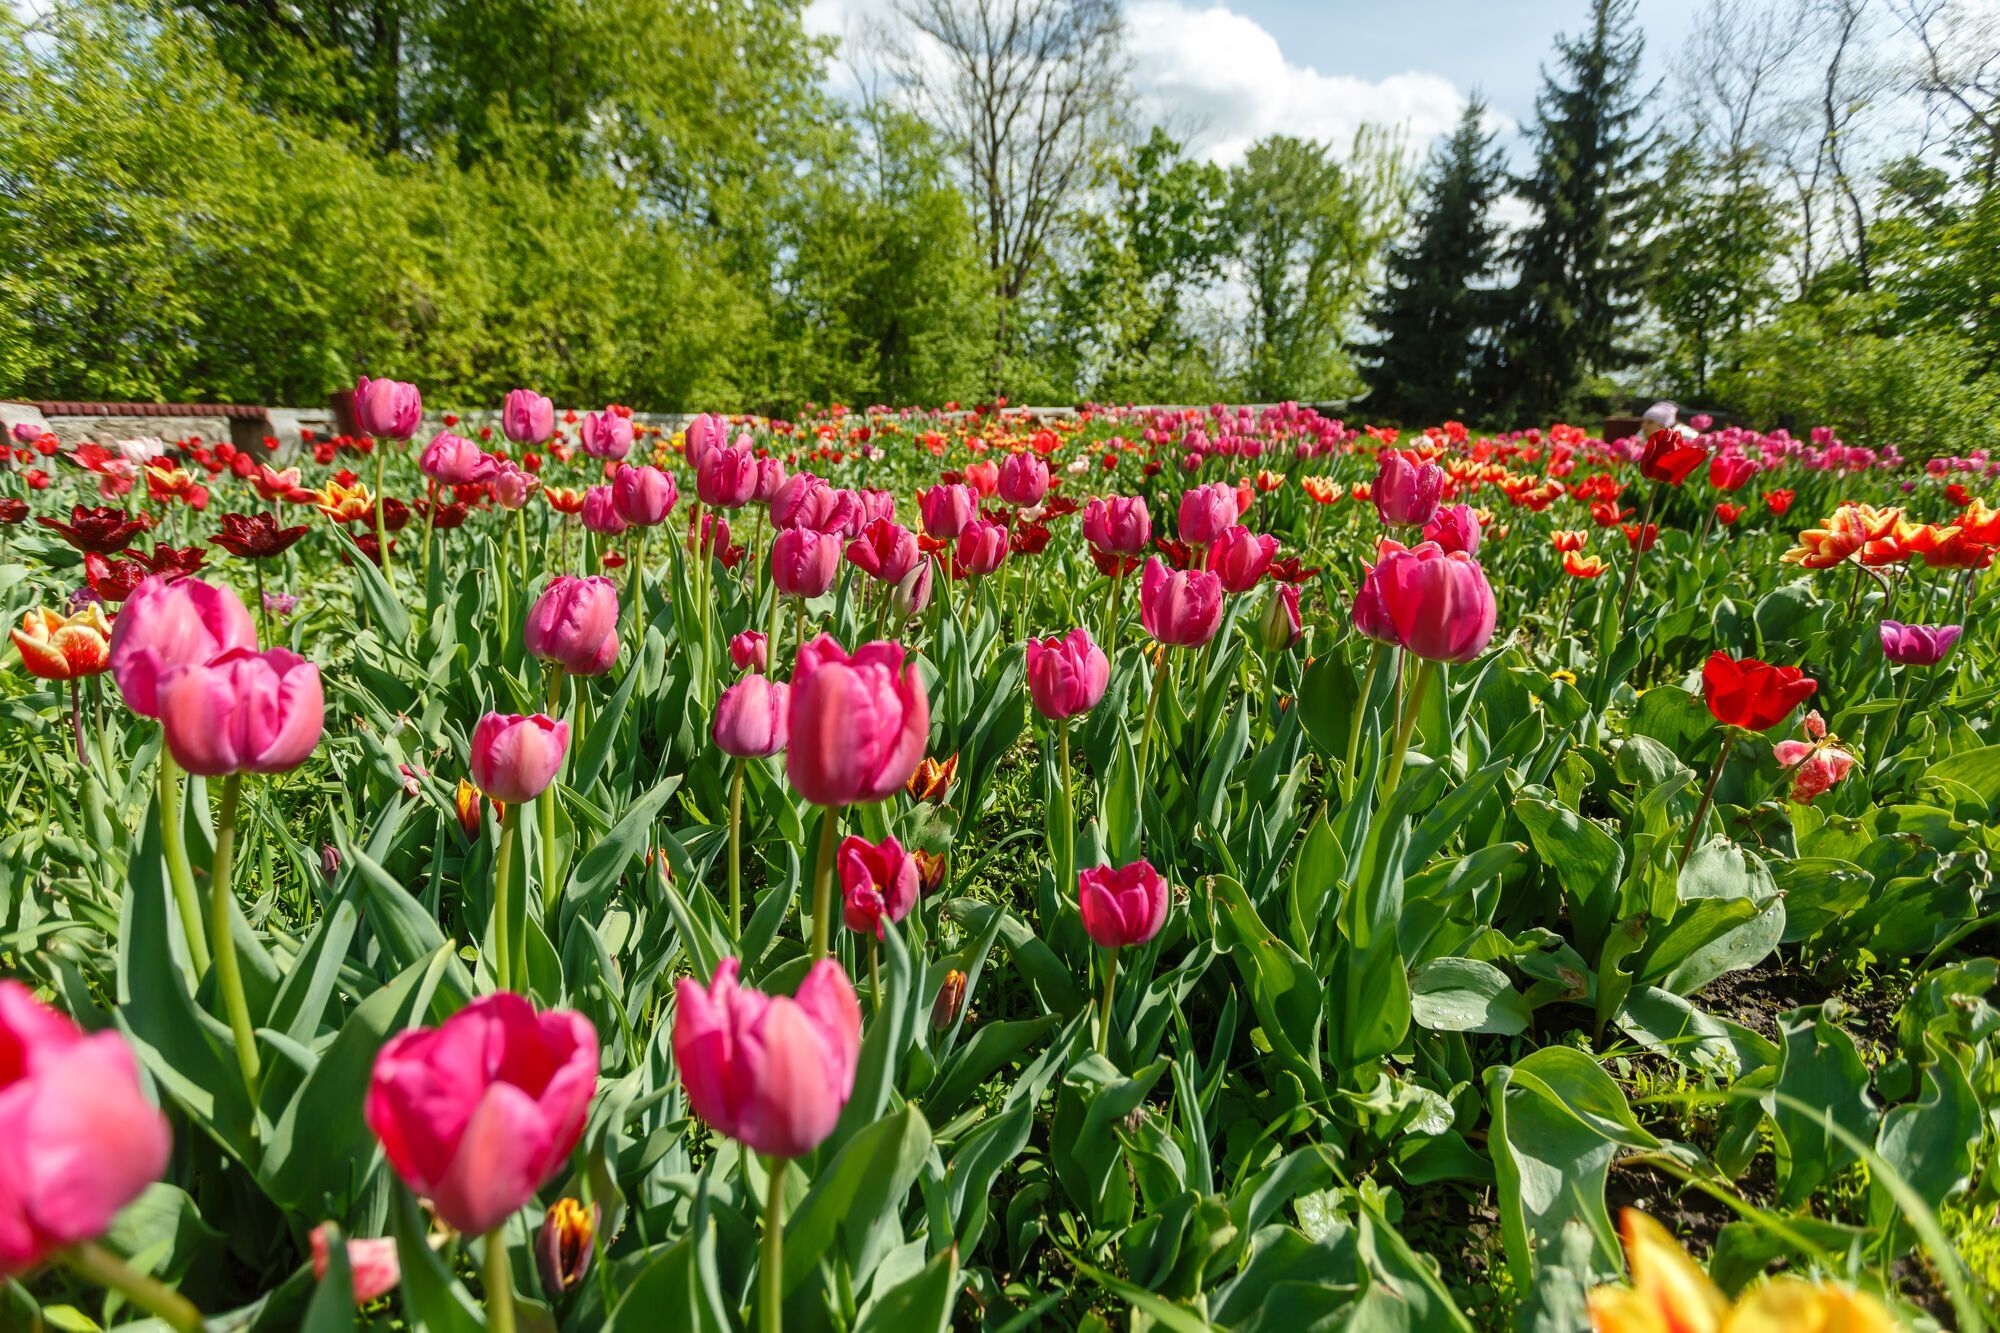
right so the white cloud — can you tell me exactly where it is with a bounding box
[804,0,1499,163]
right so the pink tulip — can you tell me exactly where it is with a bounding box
[1025,628,1109,720]
[954,518,1009,577]
[919,484,977,539]
[964,460,999,497]
[0,982,172,1277]
[837,835,919,938]
[892,561,933,617]
[998,453,1049,507]
[579,486,628,535]
[612,465,677,527]
[1082,496,1151,556]
[1078,860,1168,950]
[847,518,921,585]
[524,576,620,676]
[752,457,787,505]
[354,376,422,440]
[1177,483,1239,545]
[492,463,538,510]
[365,993,597,1236]
[771,527,840,598]
[771,473,830,530]
[419,430,495,485]
[1373,451,1444,527]
[786,635,929,806]
[1139,557,1223,648]
[696,444,758,509]
[1371,542,1496,663]
[857,488,896,526]
[729,630,768,672]
[108,575,257,718]
[1421,503,1481,556]
[470,713,570,804]
[712,675,789,758]
[579,411,632,461]
[502,390,555,446]
[158,647,324,776]
[311,1224,402,1304]
[673,957,860,1159]
[684,413,728,471]
[1351,539,1406,643]
[1205,525,1278,592]
[1773,739,1858,803]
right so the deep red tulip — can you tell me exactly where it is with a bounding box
[211,511,309,560]
[1701,652,1816,732]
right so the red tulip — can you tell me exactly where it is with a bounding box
[838,835,919,938]
[365,993,597,1235]
[729,630,769,672]
[1422,503,1482,556]
[1701,652,1816,731]
[1078,860,1168,950]
[210,511,309,560]
[1639,429,1707,486]
[36,505,144,555]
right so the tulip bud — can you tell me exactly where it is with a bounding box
[931,969,967,1031]
[1258,583,1302,653]
[535,1198,599,1299]
[891,560,933,617]
[321,844,342,883]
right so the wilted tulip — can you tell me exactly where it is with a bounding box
[524,576,620,676]
[470,712,570,803]
[0,982,172,1278]
[354,376,422,440]
[365,993,598,1237]
[502,389,555,446]
[672,957,860,1159]
[157,647,325,776]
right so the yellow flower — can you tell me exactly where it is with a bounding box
[1589,1210,1898,1333]
[1551,669,1578,686]
[313,479,376,523]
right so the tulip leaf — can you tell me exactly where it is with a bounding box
[853,1244,958,1333]
[300,1223,358,1333]
[389,1187,483,1333]
[1409,958,1531,1035]
[324,522,412,645]
[564,775,682,920]
[782,1104,932,1299]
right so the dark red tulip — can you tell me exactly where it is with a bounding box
[37,505,145,554]
[210,512,310,560]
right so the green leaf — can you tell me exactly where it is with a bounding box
[301,1223,359,1333]
[782,1105,932,1298]
[1409,958,1531,1035]
[1515,796,1625,958]
[853,1243,958,1333]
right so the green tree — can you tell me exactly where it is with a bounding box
[1501,0,1654,418]
[1646,139,1786,398]
[1354,98,1508,423]
[1227,129,1407,402]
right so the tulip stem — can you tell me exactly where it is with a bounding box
[1678,734,1736,870]
[1134,648,1173,798]
[760,1158,786,1333]
[158,756,212,976]
[484,1227,517,1333]
[210,772,261,1102]
[809,806,842,960]
[1871,667,1916,789]
[69,678,87,771]
[419,481,438,590]
[1096,947,1118,1057]
[1342,642,1387,803]
[1057,717,1076,905]
[728,756,746,941]
[62,1241,205,1333]
[540,666,563,928]
[373,447,394,589]
[869,936,881,1011]
[1378,660,1434,799]
[628,529,648,646]
[494,803,519,993]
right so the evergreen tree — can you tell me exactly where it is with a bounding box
[1355,98,1507,423]
[1501,0,1653,419]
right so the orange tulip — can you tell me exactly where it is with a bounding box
[1564,552,1610,579]
[312,480,376,524]
[1780,503,1895,569]
[1552,529,1589,553]
[12,604,113,680]
[1589,1210,1895,1333]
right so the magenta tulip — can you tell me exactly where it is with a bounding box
[771,473,830,530]
[1422,503,1482,556]
[1025,628,1110,720]
[365,993,598,1236]
[502,390,555,446]
[157,647,324,776]
[955,519,1009,577]
[712,675,789,759]
[1139,557,1224,648]
[998,453,1050,507]
[470,713,570,804]
[1259,583,1302,652]
[919,484,977,540]
[419,430,495,486]
[771,527,840,598]
[786,635,929,806]
[492,463,538,510]
[837,835,919,938]
[108,575,257,718]
[1205,525,1278,592]
[1078,860,1168,950]
[612,465,676,527]
[580,486,628,536]
[1373,451,1444,527]
[311,1224,402,1304]
[696,444,758,509]
[847,518,922,585]
[672,958,860,1159]
[579,410,632,461]
[684,413,728,471]
[1372,542,1497,663]
[0,982,171,1277]
[1880,620,1962,666]
[354,376,421,440]
[1082,496,1151,555]
[729,630,768,672]
[524,576,620,676]
[1177,483,1239,546]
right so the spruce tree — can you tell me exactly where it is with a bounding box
[1356,98,1507,423]
[1501,0,1653,420]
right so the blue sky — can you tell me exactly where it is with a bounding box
[808,0,1709,166]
